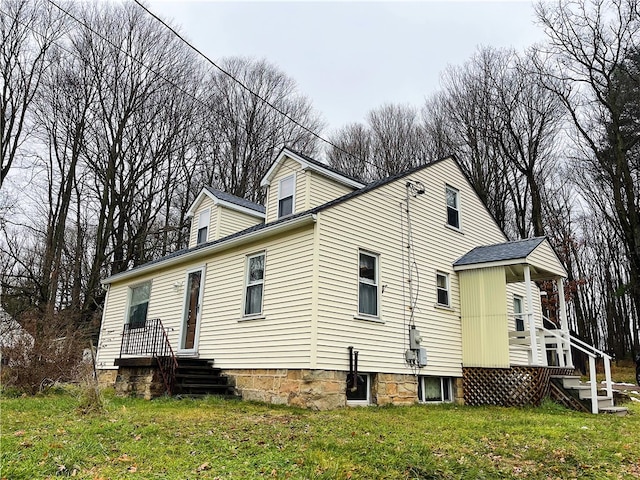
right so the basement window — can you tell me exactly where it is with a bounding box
[419,376,452,403]
[346,373,371,406]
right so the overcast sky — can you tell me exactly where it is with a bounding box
[151,1,545,133]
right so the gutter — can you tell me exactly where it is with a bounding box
[102,213,317,286]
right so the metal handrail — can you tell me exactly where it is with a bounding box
[120,318,178,395]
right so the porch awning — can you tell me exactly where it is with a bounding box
[453,237,567,282]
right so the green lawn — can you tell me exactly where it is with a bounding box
[1,389,639,479]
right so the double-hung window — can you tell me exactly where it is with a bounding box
[436,272,450,307]
[445,185,460,229]
[358,251,379,317]
[128,282,151,329]
[514,295,525,331]
[244,252,265,316]
[278,175,295,218]
[197,209,210,245]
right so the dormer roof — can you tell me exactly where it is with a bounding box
[186,187,266,218]
[260,147,365,189]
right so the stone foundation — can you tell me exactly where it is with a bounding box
[375,373,419,406]
[113,366,166,400]
[97,365,464,409]
[96,369,118,388]
[225,369,347,410]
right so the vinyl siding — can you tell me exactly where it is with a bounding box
[527,241,567,278]
[95,265,198,369]
[314,158,510,377]
[460,267,509,368]
[217,207,263,240]
[96,225,315,370]
[306,171,354,210]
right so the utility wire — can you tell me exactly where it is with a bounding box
[131,0,369,166]
[13,0,414,199]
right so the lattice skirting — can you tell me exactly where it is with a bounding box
[463,366,574,407]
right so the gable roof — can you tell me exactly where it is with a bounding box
[186,186,265,218]
[453,236,567,280]
[260,147,365,189]
[453,237,546,267]
[103,154,515,285]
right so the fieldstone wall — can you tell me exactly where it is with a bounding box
[97,369,117,388]
[225,369,347,410]
[97,366,465,409]
[113,366,166,400]
[375,373,418,406]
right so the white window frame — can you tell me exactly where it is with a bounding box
[514,295,525,332]
[357,250,379,318]
[196,208,210,245]
[243,251,265,317]
[346,373,371,406]
[278,174,296,218]
[445,185,461,230]
[125,281,152,329]
[436,271,450,307]
[419,376,453,403]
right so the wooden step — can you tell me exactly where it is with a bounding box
[598,406,628,416]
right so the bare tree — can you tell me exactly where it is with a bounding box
[327,103,427,182]
[423,48,514,235]
[534,0,640,356]
[200,57,324,203]
[0,0,66,188]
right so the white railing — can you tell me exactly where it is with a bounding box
[509,323,612,414]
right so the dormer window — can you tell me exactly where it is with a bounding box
[278,175,295,218]
[196,209,210,245]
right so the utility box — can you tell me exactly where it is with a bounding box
[409,328,422,350]
[417,348,427,367]
[405,349,416,363]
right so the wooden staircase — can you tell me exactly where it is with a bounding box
[173,358,238,399]
[550,375,628,415]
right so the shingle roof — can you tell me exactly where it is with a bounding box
[203,186,266,213]
[453,237,547,267]
[104,153,460,283]
[285,148,367,185]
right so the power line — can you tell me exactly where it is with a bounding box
[17,0,382,176]
[131,0,369,166]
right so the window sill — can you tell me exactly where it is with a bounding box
[444,223,464,234]
[238,315,266,322]
[353,314,384,324]
[434,304,455,312]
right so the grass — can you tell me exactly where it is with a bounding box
[2,389,639,479]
